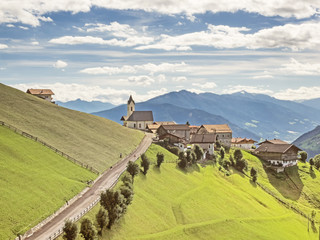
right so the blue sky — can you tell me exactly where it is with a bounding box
[1,1,320,104]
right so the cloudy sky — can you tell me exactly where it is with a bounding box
[1,1,320,104]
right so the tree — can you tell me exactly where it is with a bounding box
[96,208,108,235]
[100,189,125,228]
[126,161,140,183]
[178,151,187,169]
[235,158,248,172]
[63,220,78,240]
[186,150,193,163]
[194,145,204,161]
[229,155,235,166]
[120,184,134,205]
[80,218,96,240]
[309,158,315,167]
[250,167,258,182]
[234,149,243,162]
[314,154,320,169]
[156,152,164,167]
[191,152,197,164]
[140,153,150,175]
[299,151,308,163]
[220,148,225,159]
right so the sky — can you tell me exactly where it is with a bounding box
[1,1,320,105]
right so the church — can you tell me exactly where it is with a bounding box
[120,95,154,130]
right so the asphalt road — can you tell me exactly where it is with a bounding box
[25,132,153,240]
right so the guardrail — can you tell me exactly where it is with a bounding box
[0,121,99,175]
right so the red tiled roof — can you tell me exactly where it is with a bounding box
[27,89,54,95]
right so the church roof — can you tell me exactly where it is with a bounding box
[127,111,153,121]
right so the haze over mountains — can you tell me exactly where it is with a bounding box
[56,99,115,113]
[293,125,320,158]
[88,90,320,143]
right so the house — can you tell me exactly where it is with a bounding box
[197,124,232,147]
[254,141,302,173]
[231,138,256,150]
[147,121,176,133]
[190,133,216,155]
[258,139,288,145]
[157,124,190,143]
[26,89,54,102]
[189,125,200,135]
[121,95,154,130]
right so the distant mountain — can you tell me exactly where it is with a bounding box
[301,98,320,111]
[146,90,320,142]
[56,99,115,113]
[93,102,259,140]
[293,126,320,158]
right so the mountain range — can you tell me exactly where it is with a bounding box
[301,98,320,111]
[91,90,320,143]
[56,99,115,113]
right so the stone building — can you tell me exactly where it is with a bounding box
[197,124,232,147]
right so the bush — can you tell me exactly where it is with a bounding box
[299,151,308,163]
[96,208,108,235]
[235,158,248,172]
[234,149,243,162]
[167,146,180,156]
[222,159,231,170]
[156,152,164,167]
[194,144,204,160]
[250,167,258,182]
[140,153,150,175]
[80,218,96,240]
[314,154,320,170]
[178,158,187,169]
[229,155,235,166]
[220,148,225,159]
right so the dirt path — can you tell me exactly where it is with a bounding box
[25,132,153,240]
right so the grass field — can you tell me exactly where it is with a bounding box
[62,144,318,240]
[0,126,98,239]
[0,83,144,172]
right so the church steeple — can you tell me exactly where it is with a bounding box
[127,95,135,117]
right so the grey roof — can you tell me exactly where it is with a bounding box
[255,143,301,154]
[161,124,190,131]
[190,134,216,143]
[128,95,135,105]
[127,111,153,121]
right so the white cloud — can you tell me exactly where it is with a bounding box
[53,60,68,69]
[31,41,39,45]
[273,86,320,100]
[1,1,318,27]
[84,22,137,38]
[252,74,274,79]
[136,22,320,51]
[0,44,8,49]
[156,74,166,83]
[280,58,320,75]
[80,62,186,75]
[222,85,274,95]
[245,122,257,128]
[49,35,154,47]
[19,26,29,30]
[192,82,217,89]
[128,75,155,86]
[173,76,187,82]
[6,24,14,27]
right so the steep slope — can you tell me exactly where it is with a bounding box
[93,102,259,139]
[0,84,144,172]
[301,98,320,111]
[147,90,320,142]
[56,99,115,113]
[68,144,317,240]
[293,126,320,158]
[0,125,96,239]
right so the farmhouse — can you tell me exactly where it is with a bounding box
[231,138,256,150]
[254,141,301,173]
[26,89,54,102]
[197,124,232,147]
[147,121,176,133]
[121,95,154,130]
[190,133,216,155]
[157,124,190,143]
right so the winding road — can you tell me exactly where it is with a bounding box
[25,132,153,240]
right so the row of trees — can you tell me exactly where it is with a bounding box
[299,151,320,172]
[178,145,203,169]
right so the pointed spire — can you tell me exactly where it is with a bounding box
[128,95,135,105]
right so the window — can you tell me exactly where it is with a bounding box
[131,107,133,111]
[134,123,136,128]
[139,123,141,128]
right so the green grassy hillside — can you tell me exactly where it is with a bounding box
[0,84,144,172]
[64,145,317,240]
[0,126,97,239]
[293,125,320,158]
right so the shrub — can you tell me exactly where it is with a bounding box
[156,152,164,167]
[140,153,150,175]
[80,218,96,240]
[234,149,243,162]
[194,144,204,160]
[167,146,180,156]
[126,161,139,183]
[63,220,78,240]
[96,208,108,235]
[299,151,308,163]
[235,158,248,172]
[220,148,225,159]
[314,154,320,170]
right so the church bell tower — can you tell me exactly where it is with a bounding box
[127,95,135,117]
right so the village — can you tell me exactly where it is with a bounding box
[120,95,302,173]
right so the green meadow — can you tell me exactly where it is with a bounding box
[65,144,317,240]
[0,126,97,239]
[0,83,144,172]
